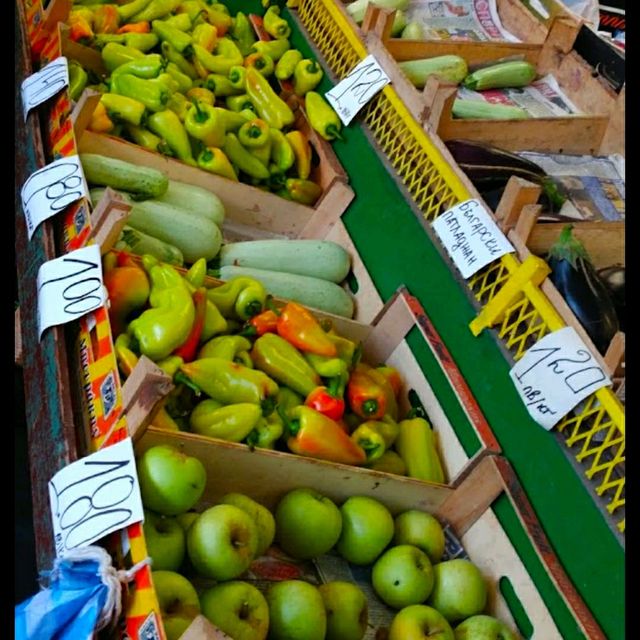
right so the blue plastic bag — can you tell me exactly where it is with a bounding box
[15,546,121,640]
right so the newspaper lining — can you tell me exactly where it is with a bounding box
[457,74,582,117]
[404,0,520,42]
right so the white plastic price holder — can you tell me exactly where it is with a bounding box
[37,244,107,339]
[21,155,89,240]
[21,56,69,121]
[325,54,391,126]
[432,199,515,279]
[48,438,144,557]
[509,326,612,431]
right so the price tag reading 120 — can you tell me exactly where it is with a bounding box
[509,327,611,431]
[48,438,144,557]
[21,56,69,121]
[325,54,391,126]
[37,244,107,339]
[21,155,89,240]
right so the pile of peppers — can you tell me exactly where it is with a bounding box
[107,250,445,483]
[70,0,344,205]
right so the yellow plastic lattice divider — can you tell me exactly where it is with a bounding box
[296,0,624,532]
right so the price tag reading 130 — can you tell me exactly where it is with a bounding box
[325,54,391,126]
[21,56,69,121]
[37,244,107,339]
[48,438,144,557]
[509,327,611,431]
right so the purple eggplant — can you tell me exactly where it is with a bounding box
[597,265,625,331]
[547,226,619,354]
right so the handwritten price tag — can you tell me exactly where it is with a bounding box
[49,438,144,557]
[21,56,69,121]
[21,155,89,239]
[432,199,514,278]
[37,244,107,339]
[325,54,390,126]
[509,327,611,430]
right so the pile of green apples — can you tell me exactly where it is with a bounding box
[137,443,519,640]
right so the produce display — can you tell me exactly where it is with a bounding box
[136,442,520,639]
[69,0,343,202]
[108,247,446,480]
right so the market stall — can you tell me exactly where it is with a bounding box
[15,0,624,637]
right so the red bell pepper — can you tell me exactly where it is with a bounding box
[241,308,279,337]
[346,363,387,420]
[304,374,346,421]
[276,301,337,358]
[173,287,207,362]
[104,257,150,337]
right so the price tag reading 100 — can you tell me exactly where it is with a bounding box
[509,327,611,431]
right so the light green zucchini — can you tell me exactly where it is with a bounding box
[398,55,468,88]
[463,60,537,91]
[155,180,226,226]
[216,240,351,283]
[115,226,184,266]
[401,20,426,40]
[80,153,169,199]
[452,99,530,120]
[214,265,355,318]
[90,188,222,263]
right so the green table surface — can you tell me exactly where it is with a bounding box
[282,6,624,638]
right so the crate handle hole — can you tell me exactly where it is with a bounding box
[346,270,359,294]
[499,576,534,639]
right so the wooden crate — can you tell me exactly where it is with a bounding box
[361,8,623,155]
[132,436,605,639]
[112,285,502,486]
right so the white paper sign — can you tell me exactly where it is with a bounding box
[325,54,391,126]
[432,199,514,278]
[37,244,107,339]
[509,327,611,431]
[21,56,69,121]
[48,438,144,557]
[21,155,89,239]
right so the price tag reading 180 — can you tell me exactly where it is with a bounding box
[509,327,611,431]
[325,54,391,126]
[21,56,69,121]
[48,438,144,557]
[37,244,107,339]
[21,155,89,239]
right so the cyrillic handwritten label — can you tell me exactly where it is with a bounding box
[37,244,106,339]
[21,155,89,239]
[509,327,611,430]
[48,438,144,557]
[432,199,514,278]
[21,56,69,121]
[325,54,391,126]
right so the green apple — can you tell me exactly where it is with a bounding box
[372,544,434,609]
[275,488,342,559]
[143,509,185,571]
[187,504,259,580]
[394,510,445,564]
[319,581,368,640]
[454,614,520,639]
[152,570,200,640]
[200,581,269,640]
[427,559,487,623]
[388,604,454,640]
[266,580,327,640]
[137,444,206,516]
[220,492,276,557]
[176,511,200,532]
[336,495,394,565]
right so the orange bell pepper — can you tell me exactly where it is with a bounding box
[117,21,151,34]
[346,363,387,420]
[241,308,278,337]
[276,301,337,358]
[104,255,150,336]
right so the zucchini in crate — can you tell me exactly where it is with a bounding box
[216,240,351,283]
[90,188,222,263]
[213,265,355,318]
[463,60,537,91]
[115,226,184,266]
[452,99,530,120]
[398,55,468,88]
[155,180,226,226]
[80,153,169,199]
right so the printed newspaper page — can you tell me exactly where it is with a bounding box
[457,74,582,117]
[404,0,520,42]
